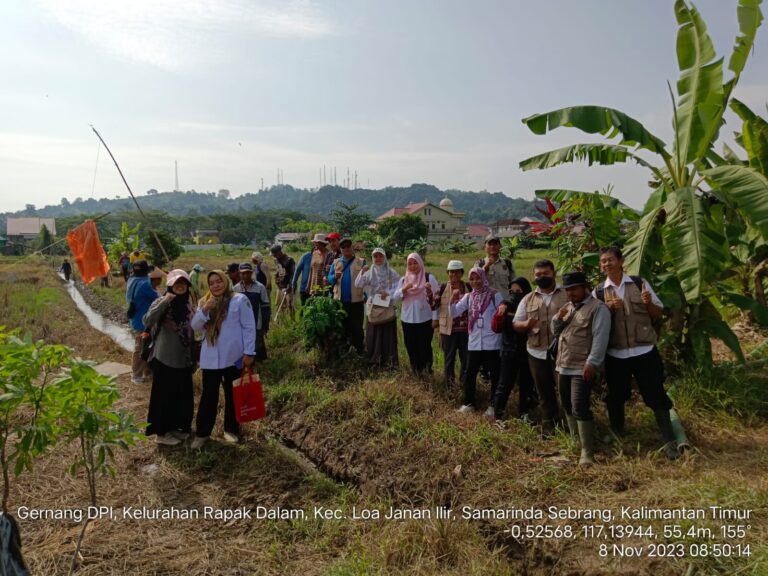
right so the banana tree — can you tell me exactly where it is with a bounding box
[715,98,768,321]
[519,0,767,366]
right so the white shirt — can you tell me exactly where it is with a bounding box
[595,274,662,359]
[394,275,439,324]
[191,293,256,369]
[513,285,564,360]
[355,267,400,317]
[450,291,504,351]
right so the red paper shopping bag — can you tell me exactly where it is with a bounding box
[233,368,266,423]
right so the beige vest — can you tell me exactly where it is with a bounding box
[332,258,365,303]
[557,297,601,370]
[308,249,327,291]
[438,282,468,336]
[605,282,658,349]
[524,288,568,350]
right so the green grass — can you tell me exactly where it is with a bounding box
[668,364,768,422]
[90,283,128,308]
[10,253,768,575]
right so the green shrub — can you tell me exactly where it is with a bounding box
[299,295,347,355]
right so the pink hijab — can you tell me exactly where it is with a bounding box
[468,267,497,331]
[402,252,427,302]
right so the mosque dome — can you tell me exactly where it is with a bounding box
[439,197,454,212]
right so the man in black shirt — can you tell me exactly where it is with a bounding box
[271,244,296,321]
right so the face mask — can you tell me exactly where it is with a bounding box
[535,276,554,289]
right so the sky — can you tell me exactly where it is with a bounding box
[0,0,766,214]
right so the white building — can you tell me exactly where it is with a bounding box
[6,217,57,242]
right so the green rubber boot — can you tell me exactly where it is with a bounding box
[577,419,595,466]
[654,409,680,461]
[566,414,578,440]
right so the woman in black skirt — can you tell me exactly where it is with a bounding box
[142,269,196,446]
[355,247,401,367]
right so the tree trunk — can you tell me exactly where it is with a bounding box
[755,261,767,310]
[1,434,9,513]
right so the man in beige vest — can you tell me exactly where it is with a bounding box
[327,238,366,353]
[476,234,516,297]
[595,246,679,460]
[513,259,568,434]
[307,233,331,296]
[551,272,610,465]
[431,260,471,388]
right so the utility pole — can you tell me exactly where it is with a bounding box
[260,177,264,191]
[174,160,179,192]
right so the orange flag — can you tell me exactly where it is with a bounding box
[66,220,110,285]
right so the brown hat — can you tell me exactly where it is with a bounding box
[312,233,329,244]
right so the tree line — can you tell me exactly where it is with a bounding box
[0,183,541,230]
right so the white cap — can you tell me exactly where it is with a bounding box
[447,260,464,271]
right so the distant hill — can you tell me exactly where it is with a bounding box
[1,184,540,229]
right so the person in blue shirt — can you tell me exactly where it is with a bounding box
[292,250,313,305]
[126,260,159,384]
[327,238,366,353]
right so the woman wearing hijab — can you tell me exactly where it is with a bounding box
[355,248,401,367]
[190,270,256,448]
[394,253,439,375]
[142,270,196,446]
[450,267,504,414]
[491,277,536,428]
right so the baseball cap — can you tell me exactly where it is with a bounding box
[167,269,191,287]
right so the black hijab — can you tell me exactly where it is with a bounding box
[509,276,533,309]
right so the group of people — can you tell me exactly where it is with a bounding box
[124,231,681,464]
[127,250,288,448]
[447,240,678,466]
[293,233,682,466]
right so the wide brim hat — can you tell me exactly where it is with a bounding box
[312,233,329,244]
[562,271,589,289]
